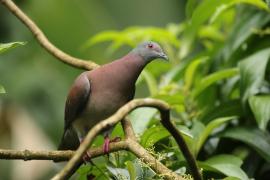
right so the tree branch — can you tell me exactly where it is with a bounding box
[160,110,202,180]
[0,141,127,161]
[1,0,99,70]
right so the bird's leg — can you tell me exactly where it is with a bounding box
[103,134,110,154]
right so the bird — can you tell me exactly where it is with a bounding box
[57,41,168,155]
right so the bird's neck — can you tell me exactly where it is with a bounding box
[118,52,147,83]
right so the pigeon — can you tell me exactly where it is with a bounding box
[57,41,168,154]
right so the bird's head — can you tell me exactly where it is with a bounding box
[133,41,168,62]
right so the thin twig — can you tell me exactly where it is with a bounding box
[160,110,202,180]
[1,0,99,70]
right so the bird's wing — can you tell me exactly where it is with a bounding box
[64,73,91,130]
[58,73,91,150]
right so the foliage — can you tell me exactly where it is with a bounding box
[78,0,270,179]
[0,42,26,94]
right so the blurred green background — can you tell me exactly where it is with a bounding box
[1,0,270,180]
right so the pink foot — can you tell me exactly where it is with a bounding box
[103,136,110,154]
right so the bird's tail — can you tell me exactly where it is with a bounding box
[54,127,80,162]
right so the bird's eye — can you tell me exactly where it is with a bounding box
[147,43,153,48]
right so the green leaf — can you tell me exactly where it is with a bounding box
[210,0,269,23]
[153,94,184,106]
[201,154,249,180]
[193,68,239,97]
[125,161,136,180]
[0,42,26,54]
[141,70,158,96]
[141,125,170,148]
[107,166,130,179]
[223,10,270,60]
[129,108,157,134]
[184,56,208,91]
[239,48,270,104]
[0,85,5,94]
[200,100,242,124]
[249,95,270,130]
[185,0,197,18]
[180,0,268,58]
[196,116,236,155]
[221,127,270,162]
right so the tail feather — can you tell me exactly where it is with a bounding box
[54,128,80,163]
[58,127,80,150]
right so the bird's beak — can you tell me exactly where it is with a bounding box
[159,52,169,61]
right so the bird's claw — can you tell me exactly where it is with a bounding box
[82,151,91,164]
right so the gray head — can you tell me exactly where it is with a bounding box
[133,41,168,62]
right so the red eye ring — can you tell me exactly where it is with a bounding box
[148,43,153,48]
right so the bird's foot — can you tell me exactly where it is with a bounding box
[103,136,110,154]
[82,150,92,164]
[102,136,122,154]
[110,136,121,143]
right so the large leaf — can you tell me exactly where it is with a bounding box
[140,125,170,148]
[239,48,270,104]
[107,166,130,179]
[193,68,239,97]
[184,56,208,91]
[196,116,236,155]
[129,108,157,134]
[200,100,242,124]
[201,154,249,180]
[0,42,26,54]
[221,127,270,162]
[249,95,270,130]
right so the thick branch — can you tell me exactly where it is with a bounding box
[0,141,127,161]
[1,0,99,70]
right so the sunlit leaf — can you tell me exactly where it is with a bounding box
[196,116,236,155]
[153,94,184,106]
[210,0,269,23]
[239,48,270,104]
[180,0,268,58]
[184,56,208,91]
[193,68,239,97]
[221,127,270,162]
[0,85,5,94]
[249,95,270,130]
[0,42,26,54]
[125,161,136,180]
